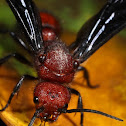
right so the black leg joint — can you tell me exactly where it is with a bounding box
[77,66,99,88]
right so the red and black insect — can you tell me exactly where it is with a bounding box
[0,0,125,126]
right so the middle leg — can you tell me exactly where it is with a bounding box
[77,66,99,88]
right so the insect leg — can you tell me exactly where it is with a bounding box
[0,29,31,53]
[77,66,99,88]
[0,53,32,66]
[28,107,44,126]
[70,88,83,126]
[0,75,37,111]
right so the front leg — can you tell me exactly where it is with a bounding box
[0,75,37,111]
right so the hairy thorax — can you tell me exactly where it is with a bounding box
[34,40,76,84]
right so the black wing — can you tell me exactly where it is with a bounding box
[72,0,126,63]
[6,0,43,52]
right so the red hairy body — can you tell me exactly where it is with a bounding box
[34,41,75,83]
[33,12,76,121]
[34,12,76,84]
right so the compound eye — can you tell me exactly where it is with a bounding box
[73,60,79,69]
[38,54,46,64]
[33,96,39,104]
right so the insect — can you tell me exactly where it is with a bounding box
[0,0,125,125]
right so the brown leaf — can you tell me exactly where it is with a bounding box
[0,34,126,126]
